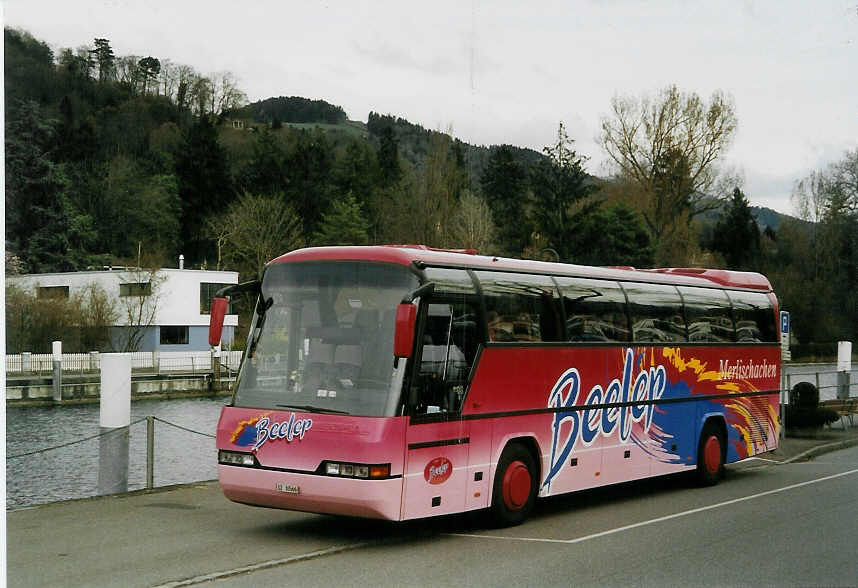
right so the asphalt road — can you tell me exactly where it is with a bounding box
[8,446,858,587]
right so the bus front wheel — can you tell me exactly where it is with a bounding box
[696,422,725,486]
[491,443,537,526]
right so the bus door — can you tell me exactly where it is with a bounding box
[402,300,477,519]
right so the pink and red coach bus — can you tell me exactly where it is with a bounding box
[210,245,780,525]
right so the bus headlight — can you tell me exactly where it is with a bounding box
[321,461,390,479]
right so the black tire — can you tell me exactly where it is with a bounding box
[491,443,537,526]
[696,421,725,486]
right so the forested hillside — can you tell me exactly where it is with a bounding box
[5,28,858,348]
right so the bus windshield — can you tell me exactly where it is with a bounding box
[232,261,418,416]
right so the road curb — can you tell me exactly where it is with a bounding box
[782,436,858,464]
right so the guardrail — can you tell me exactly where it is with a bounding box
[6,350,244,376]
[7,415,214,494]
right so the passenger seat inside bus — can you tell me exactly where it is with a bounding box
[302,340,335,395]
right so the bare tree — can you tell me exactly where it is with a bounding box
[76,283,120,351]
[395,130,464,247]
[115,55,142,93]
[5,282,119,353]
[209,71,248,116]
[600,85,737,259]
[204,214,231,271]
[792,149,858,281]
[157,59,179,100]
[208,192,304,278]
[191,75,213,117]
[174,64,198,111]
[830,148,858,211]
[449,190,497,253]
[793,169,829,225]
[116,252,165,352]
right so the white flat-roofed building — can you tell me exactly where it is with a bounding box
[7,266,240,352]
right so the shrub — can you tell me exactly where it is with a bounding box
[789,381,819,408]
[786,406,840,429]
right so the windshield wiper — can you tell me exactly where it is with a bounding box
[275,404,350,415]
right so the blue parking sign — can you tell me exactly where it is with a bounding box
[780,311,789,334]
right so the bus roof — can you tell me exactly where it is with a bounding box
[268,245,773,292]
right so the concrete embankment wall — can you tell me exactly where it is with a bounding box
[6,375,234,405]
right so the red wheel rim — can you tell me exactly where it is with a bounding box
[502,460,531,510]
[703,436,721,475]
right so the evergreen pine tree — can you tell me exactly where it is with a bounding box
[713,187,760,269]
[175,115,233,264]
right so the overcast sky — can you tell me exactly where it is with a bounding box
[3,0,857,215]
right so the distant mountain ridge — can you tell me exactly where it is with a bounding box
[241,96,801,230]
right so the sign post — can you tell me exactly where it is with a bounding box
[780,311,790,439]
[837,341,851,400]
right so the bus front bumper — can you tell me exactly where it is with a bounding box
[218,465,404,520]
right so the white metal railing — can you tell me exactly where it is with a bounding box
[783,363,858,402]
[6,350,243,376]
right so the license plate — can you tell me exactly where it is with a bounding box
[275,483,299,494]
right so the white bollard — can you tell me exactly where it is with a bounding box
[100,354,131,428]
[98,353,131,495]
[837,342,851,372]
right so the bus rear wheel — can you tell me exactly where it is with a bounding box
[491,443,537,526]
[696,422,725,486]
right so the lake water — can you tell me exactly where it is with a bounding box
[6,397,226,510]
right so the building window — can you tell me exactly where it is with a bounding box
[200,283,233,313]
[160,326,189,345]
[37,286,70,299]
[120,282,152,297]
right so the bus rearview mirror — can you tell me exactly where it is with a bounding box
[394,304,417,358]
[209,297,229,346]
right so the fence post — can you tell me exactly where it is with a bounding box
[212,346,221,391]
[147,416,155,490]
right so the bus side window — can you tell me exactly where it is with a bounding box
[679,286,734,343]
[623,283,687,343]
[728,290,776,342]
[555,277,629,342]
[476,272,562,343]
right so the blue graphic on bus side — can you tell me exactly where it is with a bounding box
[543,348,666,492]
